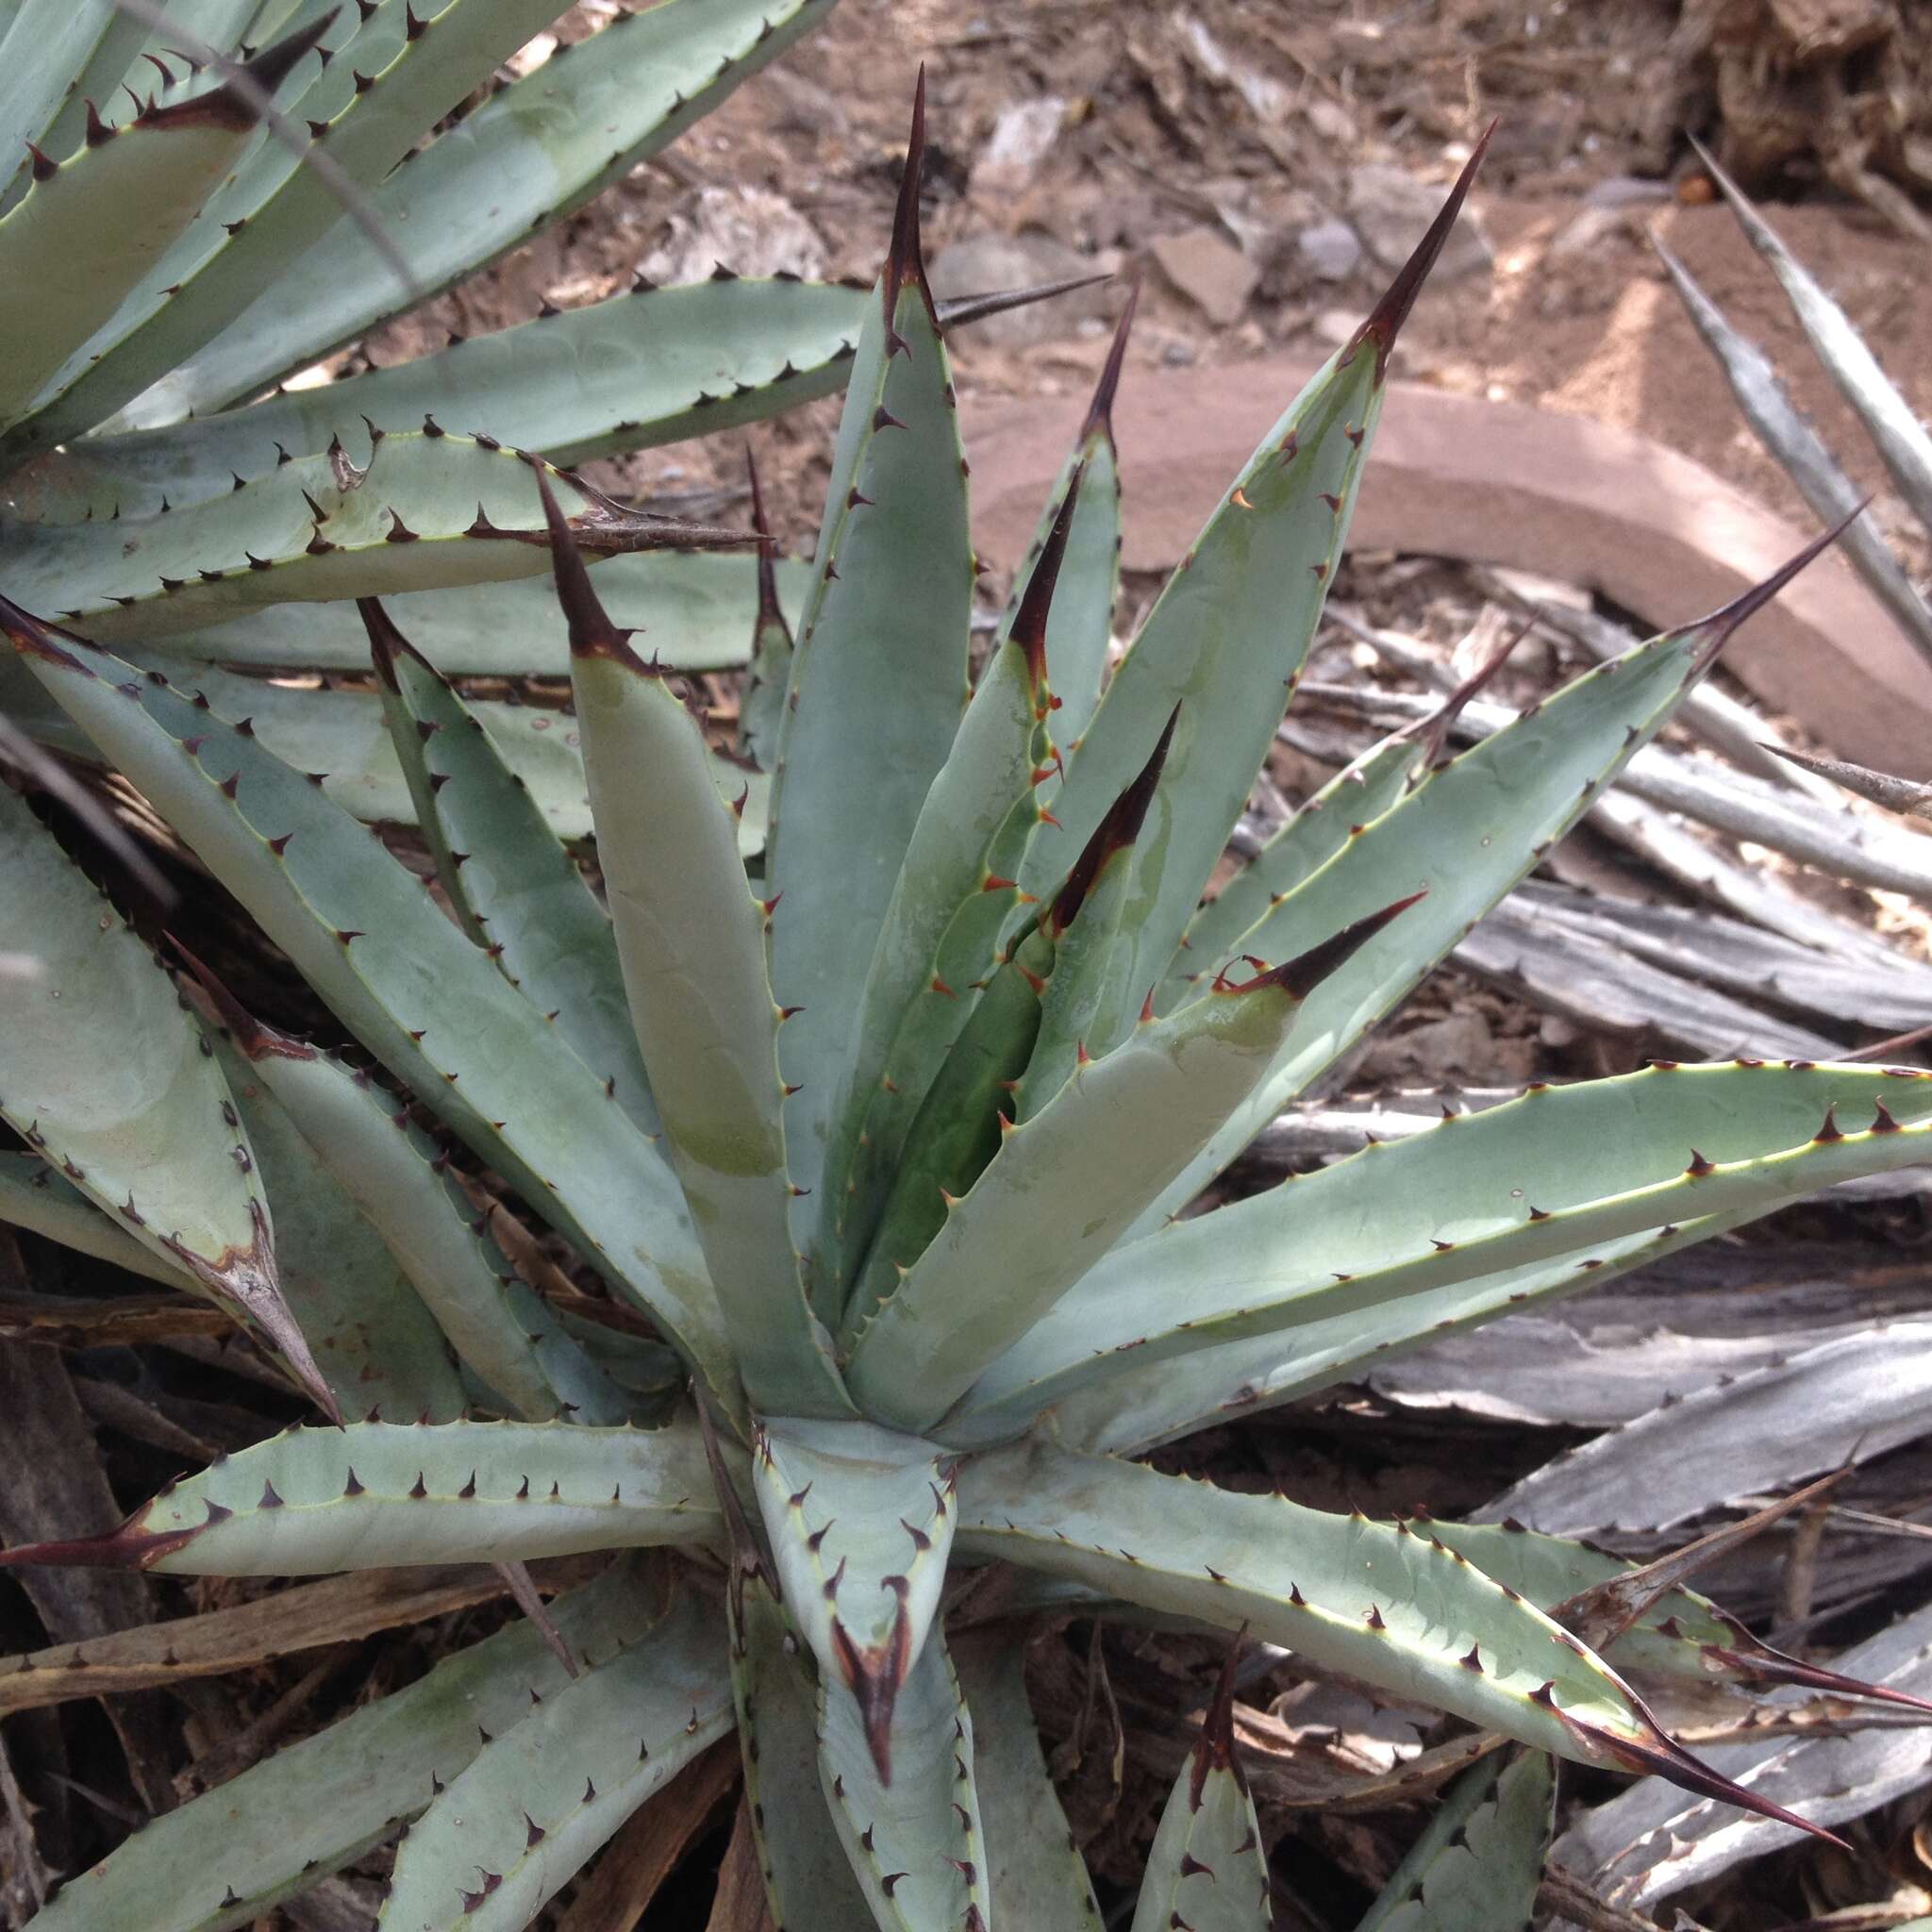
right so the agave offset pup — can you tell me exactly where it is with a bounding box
[8,86,1932,1932]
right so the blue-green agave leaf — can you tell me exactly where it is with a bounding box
[0,1416,717,1575]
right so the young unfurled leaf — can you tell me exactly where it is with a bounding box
[1129,1644,1270,1932]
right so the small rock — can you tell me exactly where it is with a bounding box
[1304,97,1357,146]
[1346,163,1492,281]
[927,231,1109,346]
[1584,173,1671,208]
[1148,225,1258,325]
[1549,201,1633,258]
[968,96,1066,200]
[1310,307,1358,348]
[1175,11,1290,124]
[1296,215,1362,282]
[761,66,849,140]
[641,186,827,285]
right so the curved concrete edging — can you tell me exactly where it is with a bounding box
[966,359,1932,779]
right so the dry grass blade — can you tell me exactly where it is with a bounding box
[1537,1862,1675,1932]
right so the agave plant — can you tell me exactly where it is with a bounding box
[8,84,1932,1932]
[0,0,1089,819]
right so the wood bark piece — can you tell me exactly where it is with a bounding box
[0,1564,516,1717]
[0,1341,174,1812]
[557,1736,738,1931]
[703,1795,780,1932]
[966,364,1932,776]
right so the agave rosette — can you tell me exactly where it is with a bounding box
[4,81,1931,1932]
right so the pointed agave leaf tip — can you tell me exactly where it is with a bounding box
[174,1200,342,1425]
[0,1512,213,1574]
[1082,277,1141,444]
[883,68,937,329]
[1580,1713,1851,1853]
[1347,121,1494,379]
[1249,890,1426,1001]
[1008,461,1087,691]
[357,596,430,691]
[1190,1628,1251,1807]
[744,445,787,634]
[144,8,338,134]
[534,470,643,669]
[1704,1636,1932,1716]
[0,591,88,675]
[1685,131,1789,261]
[1048,702,1180,936]
[1688,501,1866,674]
[1413,618,1531,768]
[932,271,1113,334]
[831,1608,913,1788]
[166,936,312,1063]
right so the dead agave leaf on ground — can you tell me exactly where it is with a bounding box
[1485,1326,1932,1538]
[1764,743,1932,822]
[0,1565,519,1715]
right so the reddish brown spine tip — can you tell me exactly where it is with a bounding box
[167,937,313,1061]
[144,9,338,132]
[743,444,790,641]
[0,592,90,675]
[83,99,112,147]
[829,1609,911,1788]
[1346,121,1493,379]
[1813,1105,1844,1144]
[882,68,937,330]
[1049,703,1181,937]
[0,1514,206,1573]
[1690,502,1866,675]
[1704,1638,1932,1716]
[357,596,431,689]
[1686,1148,1716,1178]
[1412,616,1531,769]
[1579,1714,1855,1852]
[1081,278,1141,444]
[25,142,57,181]
[1872,1099,1902,1133]
[534,470,646,670]
[1008,461,1086,693]
[1251,889,1425,1001]
[1190,1627,1250,1808]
